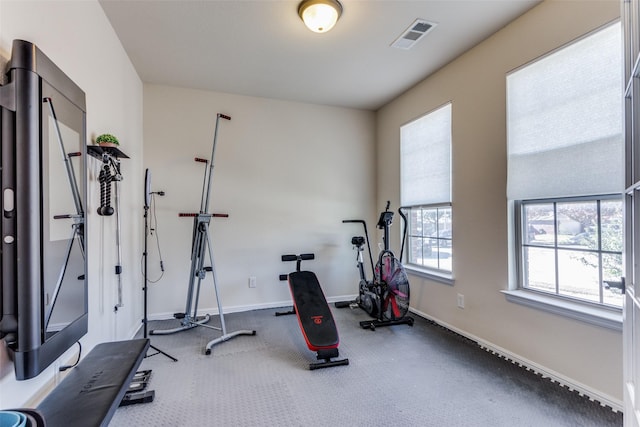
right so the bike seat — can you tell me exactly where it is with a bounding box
[351,236,365,247]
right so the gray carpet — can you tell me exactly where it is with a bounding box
[110,306,622,426]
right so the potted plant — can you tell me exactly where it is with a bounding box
[95,133,119,148]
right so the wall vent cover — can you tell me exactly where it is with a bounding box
[391,19,437,50]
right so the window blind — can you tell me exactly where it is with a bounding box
[401,103,452,207]
[506,22,623,200]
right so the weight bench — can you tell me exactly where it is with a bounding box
[280,254,349,370]
[7,339,150,427]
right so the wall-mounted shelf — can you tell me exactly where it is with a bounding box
[87,145,129,159]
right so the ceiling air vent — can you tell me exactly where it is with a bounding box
[391,19,437,50]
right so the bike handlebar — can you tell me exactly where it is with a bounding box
[398,206,409,263]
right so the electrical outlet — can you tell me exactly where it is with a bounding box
[249,276,256,288]
[457,293,465,309]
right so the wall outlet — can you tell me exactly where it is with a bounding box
[249,276,256,288]
[457,293,465,309]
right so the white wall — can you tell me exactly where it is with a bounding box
[143,84,376,318]
[0,0,144,408]
[377,0,622,405]
[0,0,623,413]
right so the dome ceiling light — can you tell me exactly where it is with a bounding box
[298,0,343,34]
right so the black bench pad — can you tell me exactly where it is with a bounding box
[288,271,339,350]
[36,338,149,427]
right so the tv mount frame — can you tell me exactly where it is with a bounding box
[0,40,88,380]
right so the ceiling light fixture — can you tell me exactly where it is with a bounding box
[298,0,343,34]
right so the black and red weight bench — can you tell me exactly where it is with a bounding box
[278,254,349,370]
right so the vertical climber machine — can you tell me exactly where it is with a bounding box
[150,113,256,354]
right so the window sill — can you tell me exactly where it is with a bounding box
[502,289,622,331]
[405,265,454,286]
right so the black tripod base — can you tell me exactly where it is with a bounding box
[359,316,414,331]
[146,343,178,362]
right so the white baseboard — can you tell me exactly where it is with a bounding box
[409,307,623,413]
[146,295,358,322]
[147,300,291,321]
[22,351,79,408]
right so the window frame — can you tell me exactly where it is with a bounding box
[402,203,454,285]
[513,194,623,310]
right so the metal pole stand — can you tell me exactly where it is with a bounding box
[150,113,256,354]
[142,204,177,362]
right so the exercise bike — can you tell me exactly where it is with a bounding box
[337,202,414,330]
[278,253,349,370]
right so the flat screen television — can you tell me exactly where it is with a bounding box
[0,40,88,380]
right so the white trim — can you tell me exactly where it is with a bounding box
[408,306,623,413]
[147,300,294,321]
[406,265,454,285]
[145,296,358,322]
[502,289,622,331]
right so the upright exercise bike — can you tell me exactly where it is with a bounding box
[337,202,414,330]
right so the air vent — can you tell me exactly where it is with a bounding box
[391,19,437,50]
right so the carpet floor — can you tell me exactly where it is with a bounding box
[110,306,623,426]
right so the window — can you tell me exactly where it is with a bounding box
[401,103,452,276]
[507,22,623,309]
[518,196,623,307]
[406,205,452,272]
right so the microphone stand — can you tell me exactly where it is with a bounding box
[143,199,177,362]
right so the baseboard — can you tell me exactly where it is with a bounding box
[328,294,358,304]
[23,376,57,408]
[408,307,623,413]
[21,351,78,408]
[146,296,358,322]
[147,300,293,321]
[126,322,142,341]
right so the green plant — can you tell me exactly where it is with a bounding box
[95,133,119,145]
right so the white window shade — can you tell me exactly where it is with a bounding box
[507,23,623,200]
[401,103,452,206]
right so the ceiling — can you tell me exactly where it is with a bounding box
[99,0,541,111]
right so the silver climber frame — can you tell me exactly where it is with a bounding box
[150,113,256,354]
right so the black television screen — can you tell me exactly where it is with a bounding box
[0,40,88,380]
